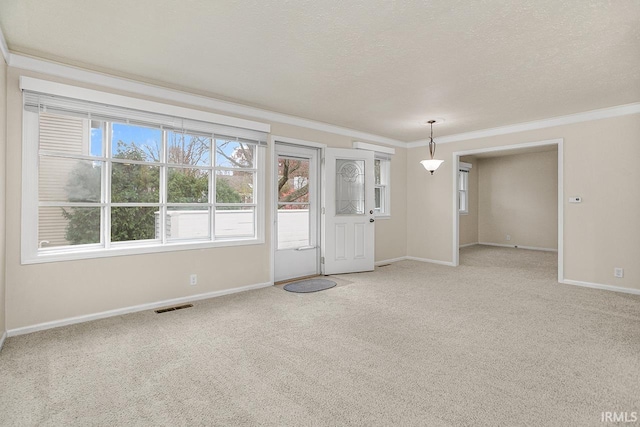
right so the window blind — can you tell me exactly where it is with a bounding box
[23,91,268,145]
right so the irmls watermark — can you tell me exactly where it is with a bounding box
[601,411,638,423]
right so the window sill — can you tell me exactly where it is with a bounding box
[22,237,264,265]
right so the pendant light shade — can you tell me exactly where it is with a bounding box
[420,159,444,175]
[421,120,444,175]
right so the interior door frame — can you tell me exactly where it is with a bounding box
[451,138,564,283]
[269,135,326,284]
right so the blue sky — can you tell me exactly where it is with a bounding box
[91,123,161,158]
[90,122,243,166]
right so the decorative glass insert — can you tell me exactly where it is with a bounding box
[336,159,365,215]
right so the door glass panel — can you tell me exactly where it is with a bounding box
[278,158,309,203]
[336,159,365,215]
[277,156,311,249]
[277,204,310,249]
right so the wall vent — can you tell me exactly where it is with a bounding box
[155,304,193,314]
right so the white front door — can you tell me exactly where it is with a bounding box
[274,144,320,282]
[322,148,375,274]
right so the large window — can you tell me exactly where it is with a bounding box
[22,84,267,263]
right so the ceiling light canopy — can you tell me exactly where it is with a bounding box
[420,120,444,175]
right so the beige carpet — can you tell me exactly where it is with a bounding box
[1,245,639,426]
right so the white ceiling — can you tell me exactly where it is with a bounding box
[1,0,639,142]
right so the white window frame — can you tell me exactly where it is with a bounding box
[20,78,269,264]
[374,157,391,217]
[458,162,472,215]
[353,141,394,218]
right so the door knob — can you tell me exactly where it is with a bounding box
[370,210,374,214]
[369,218,375,223]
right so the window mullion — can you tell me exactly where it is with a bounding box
[211,139,216,241]
[104,123,112,248]
[160,129,167,244]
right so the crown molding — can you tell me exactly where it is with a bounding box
[6,51,638,149]
[8,53,406,148]
[407,102,640,148]
[0,25,10,64]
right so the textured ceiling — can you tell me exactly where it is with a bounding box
[1,0,639,142]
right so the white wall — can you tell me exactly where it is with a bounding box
[0,59,6,338]
[4,67,408,331]
[478,150,558,250]
[408,113,640,291]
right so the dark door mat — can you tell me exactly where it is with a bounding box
[283,278,337,293]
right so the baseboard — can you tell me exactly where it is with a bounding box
[7,281,273,337]
[561,279,640,296]
[405,256,455,267]
[478,242,558,252]
[0,331,7,352]
[459,242,479,248]
[375,257,408,266]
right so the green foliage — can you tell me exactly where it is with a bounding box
[110,206,156,242]
[216,176,242,209]
[168,169,208,203]
[63,141,243,244]
[62,161,101,244]
[107,145,158,241]
[62,207,100,245]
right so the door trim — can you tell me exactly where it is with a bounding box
[269,135,326,285]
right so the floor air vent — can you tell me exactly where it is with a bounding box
[155,304,193,314]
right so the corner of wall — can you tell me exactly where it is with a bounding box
[0,50,8,343]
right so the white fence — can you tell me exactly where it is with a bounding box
[160,209,310,247]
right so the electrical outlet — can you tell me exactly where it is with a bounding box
[614,268,624,278]
[506,234,511,241]
[190,274,198,285]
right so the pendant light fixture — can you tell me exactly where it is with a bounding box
[420,120,444,175]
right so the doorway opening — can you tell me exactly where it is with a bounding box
[273,141,321,283]
[452,138,564,282]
